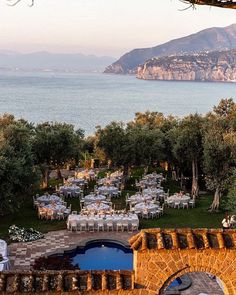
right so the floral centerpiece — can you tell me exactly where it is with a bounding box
[8,225,44,242]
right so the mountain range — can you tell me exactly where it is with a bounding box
[0,51,115,73]
[104,23,236,74]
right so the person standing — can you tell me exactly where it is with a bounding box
[222,215,231,229]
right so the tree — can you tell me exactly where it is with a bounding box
[203,122,236,212]
[0,114,39,215]
[126,124,165,167]
[224,171,236,215]
[96,122,133,178]
[168,114,203,196]
[33,122,84,188]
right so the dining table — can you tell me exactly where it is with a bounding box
[84,194,106,203]
[37,194,61,204]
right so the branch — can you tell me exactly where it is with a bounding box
[6,0,34,6]
[181,0,236,9]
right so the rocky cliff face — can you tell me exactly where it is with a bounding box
[136,49,236,82]
[104,23,236,74]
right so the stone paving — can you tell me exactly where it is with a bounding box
[181,272,224,295]
[8,230,134,270]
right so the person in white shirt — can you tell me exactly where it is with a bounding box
[222,215,231,229]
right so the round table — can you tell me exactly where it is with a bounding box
[129,194,153,203]
[84,194,106,203]
[44,204,66,214]
[134,202,159,212]
[85,202,111,213]
[143,188,164,195]
[98,186,118,195]
[37,194,61,204]
[59,185,81,196]
[67,178,85,185]
[167,195,190,205]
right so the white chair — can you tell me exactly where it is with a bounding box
[131,222,138,232]
[142,211,149,219]
[189,200,195,208]
[116,222,123,231]
[122,221,129,231]
[150,211,157,219]
[97,221,104,231]
[106,221,113,231]
[182,202,189,209]
[69,220,78,232]
[57,210,64,220]
[174,202,181,209]
[79,221,87,232]
[64,204,72,217]
[88,221,95,232]
[66,191,72,198]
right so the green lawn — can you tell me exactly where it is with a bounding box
[0,168,225,241]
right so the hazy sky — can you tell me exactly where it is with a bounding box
[0,0,236,57]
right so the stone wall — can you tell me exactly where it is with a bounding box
[1,228,236,295]
[130,228,236,295]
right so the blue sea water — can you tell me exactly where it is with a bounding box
[0,71,235,135]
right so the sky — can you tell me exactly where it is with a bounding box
[0,0,236,57]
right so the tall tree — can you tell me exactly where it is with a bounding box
[168,114,203,196]
[33,122,84,188]
[0,115,38,215]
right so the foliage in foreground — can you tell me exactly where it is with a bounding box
[8,225,44,242]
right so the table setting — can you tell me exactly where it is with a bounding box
[59,185,81,197]
[98,185,118,195]
[37,194,61,204]
[84,193,106,203]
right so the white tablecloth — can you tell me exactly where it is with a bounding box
[85,202,111,213]
[134,202,159,212]
[67,213,139,230]
[59,185,81,196]
[98,186,118,195]
[167,195,190,205]
[67,177,85,185]
[37,194,61,204]
[44,204,66,214]
[129,194,153,203]
[143,188,164,195]
[84,194,106,203]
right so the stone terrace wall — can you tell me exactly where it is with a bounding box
[1,228,236,295]
[0,270,136,295]
[130,228,236,295]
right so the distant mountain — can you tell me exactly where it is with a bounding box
[136,49,236,82]
[104,23,236,74]
[0,51,115,73]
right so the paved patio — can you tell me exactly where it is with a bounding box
[181,272,224,295]
[8,230,134,270]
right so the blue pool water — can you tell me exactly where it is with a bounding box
[65,241,133,270]
[52,240,182,288]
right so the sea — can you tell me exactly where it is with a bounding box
[0,71,235,135]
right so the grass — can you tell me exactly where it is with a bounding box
[0,167,225,241]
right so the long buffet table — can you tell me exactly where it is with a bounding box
[67,213,139,231]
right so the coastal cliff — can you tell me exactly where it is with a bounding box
[136,49,236,82]
[104,23,236,74]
